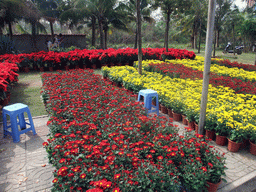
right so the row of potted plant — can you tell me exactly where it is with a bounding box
[41,69,226,192]
[162,56,256,83]
[212,58,256,72]
[143,61,256,95]
[102,65,256,154]
[0,61,19,106]
[0,48,196,73]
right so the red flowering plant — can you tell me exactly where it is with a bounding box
[146,62,256,95]
[41,69,226,191]
[182,129,226,187]
[0,61,19,101]
[212,58,256,72]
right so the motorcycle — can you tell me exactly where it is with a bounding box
[223,42,244,55]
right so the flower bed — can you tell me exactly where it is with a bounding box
[102,66,256,144]
[212,58,256,72]
[41,69,225,191]
[159,56,256,83]
[0,48,195,72]
[0,61,19,104]
[142,60,256,95]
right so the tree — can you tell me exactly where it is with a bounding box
[153,0,190,51]
[0,0,26,38]
[119,0,154,49]
[35,0,60,37]
[177,0,208,50]
[214,0,232,48]
[221,6,244,55]
[70,0,127,49]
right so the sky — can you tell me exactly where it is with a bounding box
[233,0,247,10]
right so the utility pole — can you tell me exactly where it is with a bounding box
[198,0,216,135]
[137,0,142,75]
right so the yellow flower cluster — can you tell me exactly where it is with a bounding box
[137,56,256,82]
[102,65,256,138]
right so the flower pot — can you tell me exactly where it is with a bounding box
[188,121,195,130]
[24,66,29,73]
[227,139,242,152]
[194,123,198,134]
[7,92,11,103]
[249,140,256,156]
[172,112,182,121]
[206,180,222,192]
[215,135,227,146]
[160,104,168,114]
[65,66,69,71]
[168,108,173,117]
[40,67,44,72]
[75,65,79,69]
[182,115,188,125]
[2,98,8,106]
[49,67,54,71]
[205,130,216,140]
[92,64,97,69]
[241,139,249,149]
[159,104,162,111]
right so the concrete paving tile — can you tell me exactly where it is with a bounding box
[0,158,26,175]
[226,170,248,181]
[25,166,54,191]
[0,171,27,192]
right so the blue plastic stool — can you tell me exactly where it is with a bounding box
[137,89,159,116]
[2,103,36,143]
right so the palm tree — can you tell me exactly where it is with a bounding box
[0,0,26,38]
[34,0,60,37]
[153,0,191,51]
[178,0,208,50]
[62,0,127,49]
[119,0,154,49]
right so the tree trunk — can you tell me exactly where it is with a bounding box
[213,30,216,57]
[194,33,197,49]
[50,21,54,37]
[191,34,194,49]
[137,0,142,75]
[91,16,96,47]
[255,52,256,65]
[134,28,137,49]
[8,21,13,40]
[31,20,37,52]
[104,25,108,49]
[165,12,170,52]
[98,16,104,49]
[198,20,202,54]
[233,23,235,55]
[216,29,220,48]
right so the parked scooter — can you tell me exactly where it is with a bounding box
[223,42,244,55]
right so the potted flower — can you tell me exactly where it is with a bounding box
[227,128,244,152]
[214,121,230,146]
[204,113,218,140]
[249,127,256,155]
[159,95,168,114]
[171,100,184,122]
[184,108,197,129]
[204,148,227,192]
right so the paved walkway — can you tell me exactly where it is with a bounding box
[0,113,256,192]
[0,116,53,192]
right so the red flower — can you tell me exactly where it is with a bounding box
[80,173,86,179]
[52,178,58,183]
